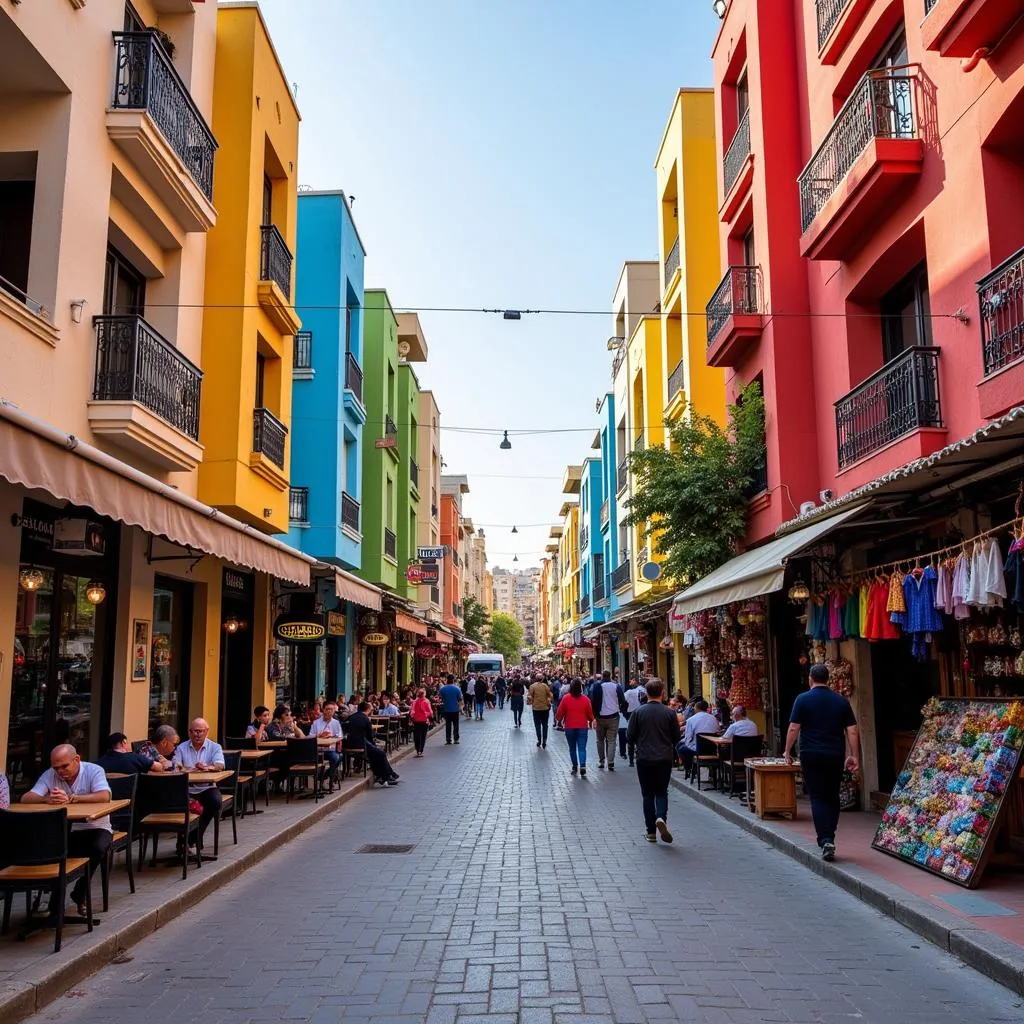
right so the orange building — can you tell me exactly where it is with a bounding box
[440,475,468,631]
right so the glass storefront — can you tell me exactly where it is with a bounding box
[150,575,193,738]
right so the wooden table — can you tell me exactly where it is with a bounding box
[238,749,273,762]
[257,740,287,748]
[744,758,801,820]
[183,770,233,784]
[9,799,130,822]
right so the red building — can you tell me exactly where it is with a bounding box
[439,476,468,631]
[709,0,1024,539]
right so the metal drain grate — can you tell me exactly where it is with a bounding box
[356,843,416,854]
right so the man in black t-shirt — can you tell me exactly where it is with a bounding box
[785,663,859,862]
[97,732,167,775]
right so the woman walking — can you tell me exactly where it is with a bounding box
[508,674,526,728]
[556,678,595,777]
[410,687,434,757]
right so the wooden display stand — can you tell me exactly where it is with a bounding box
[744,758,801,820]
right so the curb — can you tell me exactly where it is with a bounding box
[0,729,434,1024]
[670,773,1024,996]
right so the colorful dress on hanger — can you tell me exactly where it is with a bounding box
[898,566,944,661]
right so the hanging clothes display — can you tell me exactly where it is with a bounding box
[1005,537,1024,613]
[898,566,944,661]
[865,578,900,641]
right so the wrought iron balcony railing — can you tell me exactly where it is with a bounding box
[611,558,631,592]
[579,526,589,552]
[723,108,751,196]
[835,346,942,469]
[293,331,312,370]
[593,575,606,604]
[633,433,645,453]
[345,352,363,402]
[111,32,217,200]
[815,0,853,49]
[384,527,397,560]
[252,406,287,469]
[410,457,419,489]
[924,0,937,12]
[92,314,202,440]
[600,500,609,528]
[978,246,1024,377]
[664,236,680,284]
[341,491,360,532]
[259,224,293,299]
[799,69,918,233]
[667,359,685,401]
[385,413,398,438]
[706,265,763,346]
[288,487,308,524]
[616,457,628,494]
[577,594,591,615]
[743,458,769,499]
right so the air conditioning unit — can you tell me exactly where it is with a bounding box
[799,500,817,515]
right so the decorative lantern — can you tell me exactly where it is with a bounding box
[787,578,810,603]
[84,579,107,605]
[19,566,44,592]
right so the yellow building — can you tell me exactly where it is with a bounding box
[558,463,582,637]
[199,2,302,536]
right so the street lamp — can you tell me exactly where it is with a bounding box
[499,431,512,450]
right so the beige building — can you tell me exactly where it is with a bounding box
[492,566,541,649]
[415,390,443,623]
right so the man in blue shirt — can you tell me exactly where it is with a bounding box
[438,674,464,745]
[785,663,859,863]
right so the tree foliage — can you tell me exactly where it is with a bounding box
[487,612,524,666]
[623,381,766,587]
[461,596,490,645]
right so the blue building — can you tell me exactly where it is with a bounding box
[596,391,623,672]
[577,456,605,631]
[288,190,375,699]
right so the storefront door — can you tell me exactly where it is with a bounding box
[150,575,193,738]
[219,568,255,741]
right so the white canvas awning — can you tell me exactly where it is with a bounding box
[672,505,867,614]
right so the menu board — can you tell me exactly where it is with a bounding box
[872,698,1024,888]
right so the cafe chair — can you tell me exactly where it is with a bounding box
[136,773,202,879]
[695,734,722,792]
[0,807,93,953]
[228,748,264,816]
[217,752,242,850]
[225,735,257,750]
[723,735,764,798]
[101,773,138,910]
[284,738,321,803]
[130,741,147,754]
[341,744,367,779]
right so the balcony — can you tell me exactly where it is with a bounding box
[106,32,217,232]
[835,347,943,470]
[384,527,397,562]
[743,459,769,500]
[923,0,1020,58]
[341,491,360,535]
[410,457,420,493]
[979,247,1024,377]
[611,558,631,592]
[816,0,852,49]
[798,69,923,261]
[721,109,752,221]
[666,359,686,407]
[600,499,609,530]
[664,236,680,289]
[288,486,309,525]
[88,314,203,471]
[593,575,606,605]
[345,352,364,403]
[814,0,877,63]
[293,331,313,378]
[616,458,628,494]
[258,225,301,334]
[251,406,288,485]
[579,526,589,552]
[577,594,591,616]
[706,266,764,368]
[633,433,645,454]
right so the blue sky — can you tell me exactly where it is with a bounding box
[259,0,718,569]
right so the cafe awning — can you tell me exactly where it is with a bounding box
[432,627,453,646]
[395,610,428,636]
[0,400,314,585]
[322,564,382,611]
[672,504,867,615]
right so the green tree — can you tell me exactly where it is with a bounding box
[623,381,766,587]
[462,596,490,645]
[487,612,524,666]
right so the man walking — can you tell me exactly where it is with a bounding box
[439,674,464,745]
[591,670,626,771]
[785,663,859,862]
[626,678,680,843]
[527,675,553,749]
[495,672,508,710]
[508,674,526,728]
[623,678,646,766]
[473,674,489,721]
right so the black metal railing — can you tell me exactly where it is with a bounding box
[667,359,685,401]
[252,406,287,469]
[385,413,397,438]
[430,585,440,605]
[835,346,942,469]
[633,433,645,453]
[978,246,1024,377]
[384,527,397,560]
[345,352,363,401]
[410,457,419,489]
[723,108,751,196]
[260,224,293,299]
[611,559,631,591]
[744,458,769,499]
[452,602,462,619]
[707,265,762,346]
[111,32,217,200]
[664,236,680,284]
[288,487,308,524]
[600,500,609,528]
[593,575,606,605]
[92,314,202,440]
[799,69,918,233]
[616,457,628,493]
[293,331,312,370]
[815,0,853,49]
[924,0,937,12]
[579,526,589,552]
[577,594,591,615]
[341,491,360,532]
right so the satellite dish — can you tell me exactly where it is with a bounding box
[641,561,661,582]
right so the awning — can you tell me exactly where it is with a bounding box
[394,611,428,636]
[0,402,314,585]
[322,564,382,611]
[582,626,602,642]
[432,627,453,646]
[672,504,867,615]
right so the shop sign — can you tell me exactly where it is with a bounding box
[374,436,398,449]
[415,562,440,585]
[19,504,55,549]
[222,568,253,599]
[417,546,446,560]
[326,611,347,636]
[53,517,105,556]
[362,630,390,646]
[406,563,426,583]
[274,612,326,644]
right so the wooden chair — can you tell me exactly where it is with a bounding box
[284,738,321,803]
[695,734,722,791]
[101,773,137,910]
[342,743,367,779]
[723,735,764,798]
[136,773,202,879]
[216,752,242,851]
[0,807,93,953]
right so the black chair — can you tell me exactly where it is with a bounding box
[723,735,765,798]
[0,807,93,953]
[284,738,321,803]
[130,741,147,754]
[225,735,257,750]
[101,774,137,910]
[217,752,241,849]
[695,734,722,791]
[341,744,367,779]
[136,773,202,879]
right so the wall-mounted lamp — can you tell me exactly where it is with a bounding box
[84,579,107,605]
[499,431,512,451]
[19,566,44,592]
[713,0,727,17]
[70,299,87,324]
[223,616,241,634]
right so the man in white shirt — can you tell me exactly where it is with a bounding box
[23,744,111,915]
[309,701,343,781]
[378,697,400,717]
[592,670,626,770]
[722,705,760,740]
[173,718,224,851]
[679,700,719,777]
[623,680,646,766]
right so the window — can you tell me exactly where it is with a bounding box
[255,352,266,407]
[742,226,756,267]
[0,165,35,308]
[881,264,932,362]
[262,174,273,227]
[103,246,146,316]
[736,71,749,118]
[124,2,145,32]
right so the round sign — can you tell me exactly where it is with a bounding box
[641,561,662,582]
[362,631,390,646]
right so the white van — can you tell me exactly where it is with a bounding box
[466,652,505,677]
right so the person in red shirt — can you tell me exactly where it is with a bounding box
[555,679,595,777]
[409,688,434,757]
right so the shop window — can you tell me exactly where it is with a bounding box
[150,576,193,738]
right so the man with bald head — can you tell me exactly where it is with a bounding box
[172,718,224,852]
[23,744,112,915]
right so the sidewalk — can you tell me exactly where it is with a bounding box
[671,771,1024,996]
[0,732,432,1024]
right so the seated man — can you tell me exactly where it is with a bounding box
[135,724,179,768]
[722,704,759,740]
[97,732,168,775]
[172,718,224,851]
[22,744,112,916]
[266,705,305,739]
[343,701,400,786]
[677,699,719,776]
[308,701,343,781]
[377,696,400,717]
[245,705,271,742]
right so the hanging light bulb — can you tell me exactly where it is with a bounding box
[223,616,241,633]
[513,554,519,563]
[84,579,107,605]
[499,431,512,450]
[19,566,44,592]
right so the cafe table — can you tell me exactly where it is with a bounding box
[8,798,130,823]
[743,757,801,820]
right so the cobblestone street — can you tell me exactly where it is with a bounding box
[23,714,1024,1024]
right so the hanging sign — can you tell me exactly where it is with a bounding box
[361,631,390,646]
[222,568,253,599]
[417,546,446,560]
[53,517,105,556]
[274,612,326,644]
[406,563,426,583]
[374,436,398,449]
[416,563,440,585]
[326,611,347,636]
